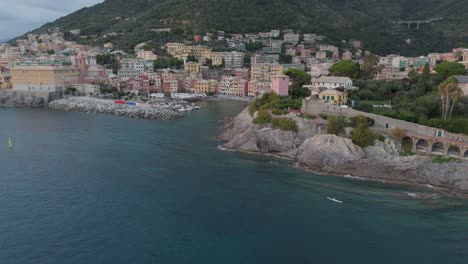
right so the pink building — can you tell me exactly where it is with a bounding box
[271,75,289,96]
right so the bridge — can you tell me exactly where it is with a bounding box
[401,134,468,160]
[393,17,443,29]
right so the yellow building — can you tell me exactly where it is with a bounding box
[251,63,284,81]
[319,89,348,106]
[164,43,212,60]
[11,65,81,92]
[195,80,218,94]
[184,62,202,73]
[211,52,225,66]
[195,80,209,94]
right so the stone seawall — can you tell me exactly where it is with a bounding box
[301,99,468,142]
[48,97,182,120]
[0,90,60,106]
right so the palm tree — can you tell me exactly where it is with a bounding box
[438,77,461,121]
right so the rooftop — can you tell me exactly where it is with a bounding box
[313,76,352,83]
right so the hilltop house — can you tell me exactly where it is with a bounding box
[318,89,348,106]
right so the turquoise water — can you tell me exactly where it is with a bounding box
[0,101,467,263]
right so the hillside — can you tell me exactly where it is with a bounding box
[20,0,468,55]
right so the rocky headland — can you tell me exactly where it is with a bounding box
[48,97,182,120]
[219,107,468,194]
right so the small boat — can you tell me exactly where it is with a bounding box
[326,197,343,203]
[193,106,201,110]
[8,136,12,150]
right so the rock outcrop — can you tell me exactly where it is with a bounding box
[0,91,49,106]
[48,97,181,120]
[219,108,325,153]
[292,135,366,168]
[220,107,468,194]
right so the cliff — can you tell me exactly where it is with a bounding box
[220,107,468,194]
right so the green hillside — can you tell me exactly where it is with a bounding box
[21,0,468,55]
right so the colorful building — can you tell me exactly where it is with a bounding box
[319,89,348,106]
[271,75,290,96]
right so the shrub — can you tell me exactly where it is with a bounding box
[271,117,298,132]
[272,108,289,115]
[432,155,460,163]
[350,117,375,147]
[253,110,272,125]
[390,127,406,141]
[298,113,316,119]
[350,116,374,128]
[375,133,386,142]
[327,116,346,135]
[319,114,328,120]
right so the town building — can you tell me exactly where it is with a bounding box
[184,61,202,73]
[120,59,153,74]
[211,52,225,66]
[318,89,348,106]
[137,50,158,60]
[251,63,284,81]
[11,64,80,92]
[247,80,271,97]
[283,33,300,44]
[162,79,179,93]
[220,76,248,96]
[118,69,141,80]
[224,51,245,69]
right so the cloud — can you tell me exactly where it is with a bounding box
[0,0,104,40]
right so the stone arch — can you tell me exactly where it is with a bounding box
[402,136,413,153]
[431,142,445,154]
[415,139,429,152]
[447,146,460,158]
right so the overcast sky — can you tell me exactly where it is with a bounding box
[0,0,104,40]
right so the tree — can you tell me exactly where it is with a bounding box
[434,62,466,80]
[329,60,360,78]
[327,116,346,135]
[439,77,462,121]
[186,55,197,62]
[355,101,374,112]
[360,54,383,80]
[284,69,311,98]
[350,116,375,147]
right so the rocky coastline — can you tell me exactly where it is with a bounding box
[48,97,182,120]
[0,90,49,106]
[219,107,468,195]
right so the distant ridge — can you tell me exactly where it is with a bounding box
[15,0,468,55]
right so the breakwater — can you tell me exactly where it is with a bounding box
[48,97,182,120]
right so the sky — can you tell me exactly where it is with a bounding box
[0,0,104,40]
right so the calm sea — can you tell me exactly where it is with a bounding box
[0,101,467,263]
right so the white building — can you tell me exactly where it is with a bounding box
[311,76,353,89]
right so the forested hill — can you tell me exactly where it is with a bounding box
[20,0,468,55]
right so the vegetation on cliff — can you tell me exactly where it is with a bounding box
[348,62,468,135]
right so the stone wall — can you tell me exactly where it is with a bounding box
[301,99,468,142]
